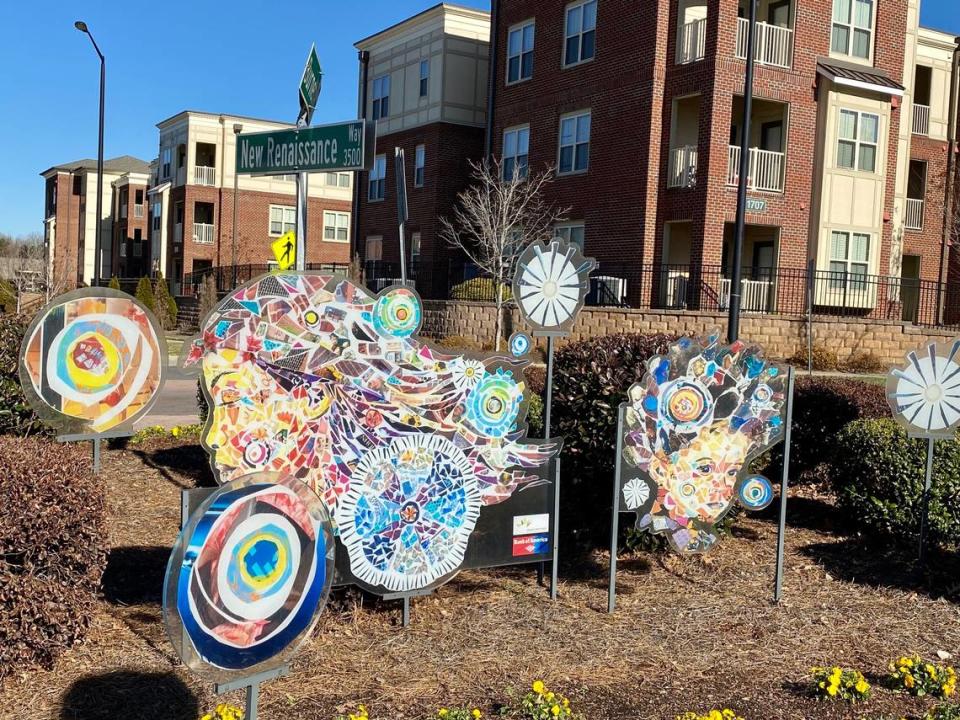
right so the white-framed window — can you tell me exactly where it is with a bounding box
[338,172,350,188]
[555,223,585,250]
[837,109,879,173]
[368,154,386,201]
[277,174,297,182]
[558,111,591,174]
[372,75,390,120]
[323,211,350,242]
[414,145,425,187]
[366,235,383,261]
[269,205,296,236]
[410,231,421,263]
[502,125,530,180]
[325,172,339,185]
[829,230,870,289]
[831,0,874,60]
[564,0,597,67]
[161,148,172,178]
[507,20,535,84]
[419,59,429,97]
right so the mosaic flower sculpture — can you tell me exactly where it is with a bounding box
[182,274,555,592]
[512,238,595,336]
[886,339,960,439]
[619,332,787,553]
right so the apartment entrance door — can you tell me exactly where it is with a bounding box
[900,255,921,323]
[752,241,775,281]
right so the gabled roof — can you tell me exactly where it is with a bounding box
[39,154,152,177]
[817,57,905,97]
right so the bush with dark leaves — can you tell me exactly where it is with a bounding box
[0,314,49,437]
[0,436,107,678]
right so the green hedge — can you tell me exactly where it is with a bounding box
[0,314,49,437]
[830,419,960,547]
[449,277,512,302]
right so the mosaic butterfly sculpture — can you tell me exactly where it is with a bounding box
[619,332,787,553]
[181,273,554,593]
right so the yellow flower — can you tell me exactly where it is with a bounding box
[546,692,555,701]
[827,685,838,696]
[438,710,448,718]
[532,680,545,695]
[551,706,560,716]
[905,675,915,689]
[472,710,482,719]
[563,699,570,708]
[855,679,869,694]
[172,426,181,437]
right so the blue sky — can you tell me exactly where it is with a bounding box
[0,0,956,237]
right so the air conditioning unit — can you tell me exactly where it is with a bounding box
[587,275,627,306]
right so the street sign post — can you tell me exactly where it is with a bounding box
[299,44,323,126]
[271,230,297,271]
[394,147,409,285]
[236,121,375,176]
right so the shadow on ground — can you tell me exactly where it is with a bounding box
[59,671,197,720]
[101,546,171,606]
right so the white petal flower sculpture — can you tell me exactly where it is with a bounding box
[886,339,960,439]
[512,239,596,337]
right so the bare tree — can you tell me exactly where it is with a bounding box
[0,233,70,312]
[439,158,568,351]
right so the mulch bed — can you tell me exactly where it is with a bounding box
[1,436,958,720]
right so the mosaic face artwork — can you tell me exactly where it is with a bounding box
[164,473,334,680]
[183,274,555,593]
[513,238,595,337]
[19,288,166,434]
[619,333,787,553]
[886,339,960,439]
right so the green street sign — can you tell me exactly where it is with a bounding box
[299,44,323,123]
[236,120,375,175]
[746,198,767,212]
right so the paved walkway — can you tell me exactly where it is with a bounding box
[136,363,200,430]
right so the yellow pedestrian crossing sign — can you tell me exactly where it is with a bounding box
[271,230,296,270]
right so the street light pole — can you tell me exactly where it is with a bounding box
[75,21,105,286]
[232,123,243,287]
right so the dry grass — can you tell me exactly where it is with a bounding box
[1,437,958,720]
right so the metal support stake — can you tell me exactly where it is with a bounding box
[541,335,556,594]
[92,437,101,475]
[550,456,560,601]
[246,682,259,720]
[295,172,307,272]
[402,596,410,627]
[806,259,814,376]
[774,367,795,602]
[608,404,625,613]
[919,437,935,568]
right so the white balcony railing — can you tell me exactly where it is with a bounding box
[668,145,699,188]
[134,204,144,218]
[912,104,930,136]
[193,222,214,244]
[664,271,690,309]
[174,223,183,244]
[736,18,794,69]
[678,18,707,64]
[719,277,773,313]
[194,166,216,186]
[727,145,785,192]
[905,198,924,231]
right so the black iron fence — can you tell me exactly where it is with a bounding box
[181,263,351,296]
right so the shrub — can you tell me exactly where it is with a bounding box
[0,280,15,312]
[0,314,49,437]
[135,276,156,313]
[199,274,219,322]
[830,419,960,547]
[108,276,121,291]
[153,271,178,331]
[889,655,957,699]
[927,705,960,720]
[810,666,871,702]
[197,378,210,424]
[843,349,885,373]
[524,365,546,396]
[788,343,840,371]
[0,436,107,678]
[527,393,544,437]
[552,332,678,546]
[513,680,578,720]
[449,277,512,302]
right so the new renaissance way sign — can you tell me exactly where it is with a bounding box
[236,120,375,175]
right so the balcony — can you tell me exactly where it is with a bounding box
[727,146,785,192]
[194,166,216,186]
[668,145,698,188]
[905,198,924,231]
[912,104,930,136]
[134,204,144,218]
[193,223,214,245]
[678,18,707,64]
[736,18,793,69]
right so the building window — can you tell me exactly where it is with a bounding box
[133,230,143,257]
[161,148,172,178]
[372,75,390,120]
[829,230,870,289]
[366,235,383,261]
[269,205,296,236]
[277,174,297,182]
[502,126,530,180]
[419,59,429,97]
[135,189,144,205]
[555,223,585,250]
[831,0,873,60]
[558,111,591,174]
[339,172,350,187]
[410,232,421,263]
[323,211,350,242]
[325,172,339,185]
[73,175,82,195]
[564,0,597,67]
[837,109,878,173]
[507,20,535,83]
[369,154,386,201]
[414,145,425,187]
[152,201,161,231]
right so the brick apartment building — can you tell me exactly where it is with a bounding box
[356,0,959,323]
[153,111,354,294]
[40,155,152,287]
[353,3,491,297]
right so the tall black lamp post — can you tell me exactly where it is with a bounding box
[75,20,105,286]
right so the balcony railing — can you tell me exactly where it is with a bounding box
[193,222,214,244]
[194,166,216,186]
[905,198,924,231]
[912,103,930,136]
[736,18,793,69]
[719,277,773,313]
[678,17,707,64]
[727,146,785,192]
[668,145,698,188]
[134,204,144,218]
